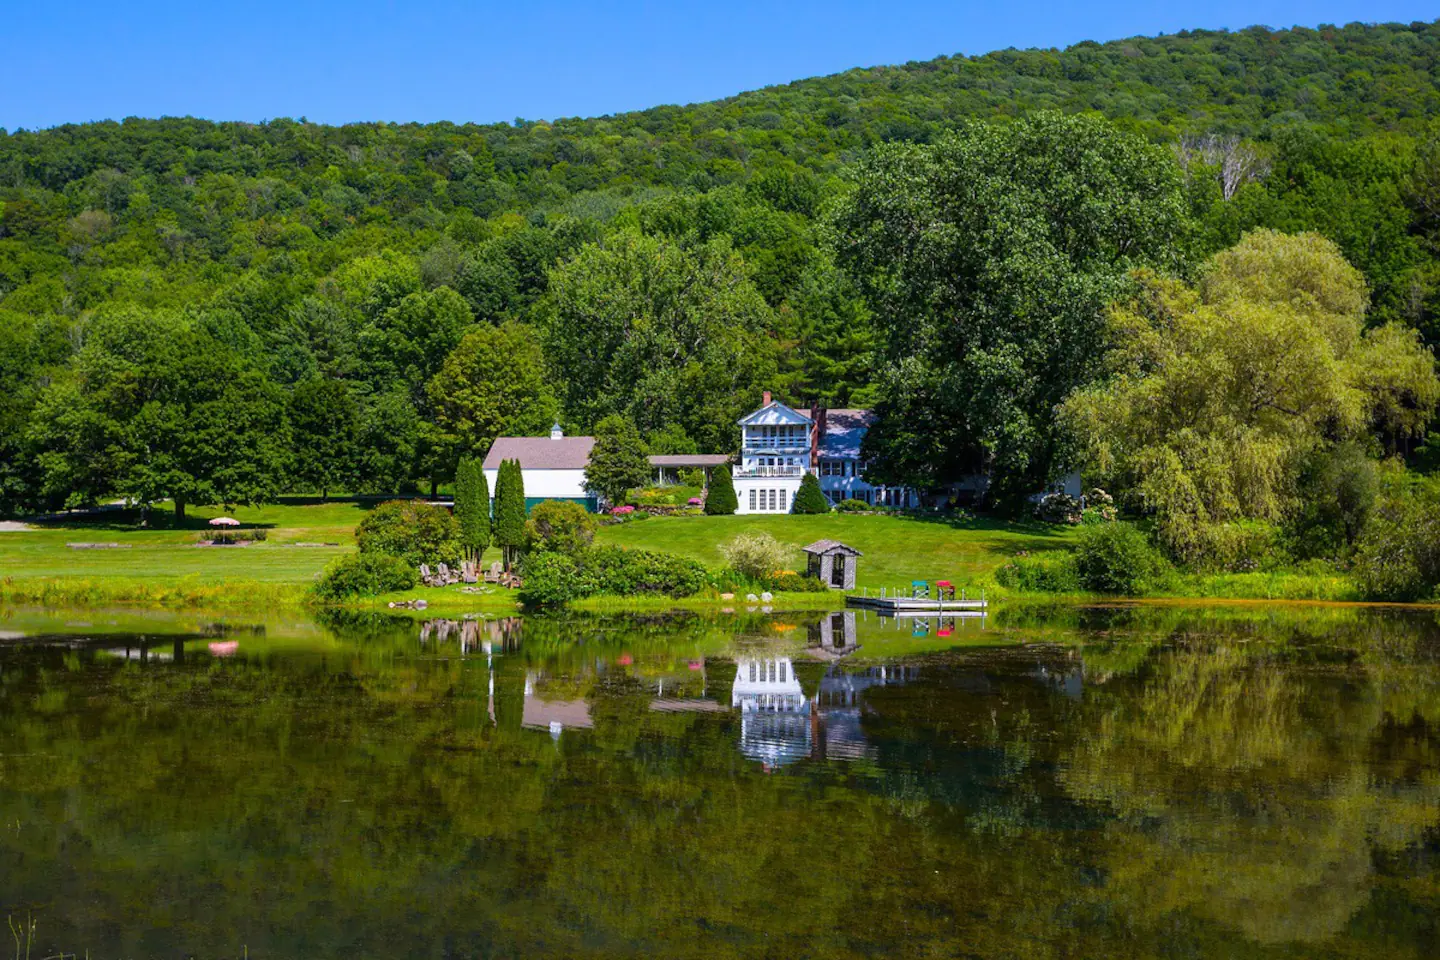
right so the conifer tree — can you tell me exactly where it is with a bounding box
[793,471,831,514]
[494,458,528,570]
[704,463,738,515]
[454,457,490,561]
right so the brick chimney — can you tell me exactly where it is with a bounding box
[762,390,772,406]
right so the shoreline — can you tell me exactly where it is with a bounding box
[4,574,1440,617]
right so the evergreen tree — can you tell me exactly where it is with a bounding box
[494,458,528,570]
[792,472,831,514]
[584,414,651,507]
[454,457,490,562]
[704,463,738,515]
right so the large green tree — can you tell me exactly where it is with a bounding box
[453,456,490,562]
[288,378,359,500]
[493,458,527,570]
[830,112,1190,503]
[30,308,291,520]
[583,415,651,507]
[425,322,558,465]
[538,233,779,452]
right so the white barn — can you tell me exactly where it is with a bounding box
[483,425,598,512]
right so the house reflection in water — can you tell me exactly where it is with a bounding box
[730,655,919,768]
[732,657,812,767]
[814,663,918,762]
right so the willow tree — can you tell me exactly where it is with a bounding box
[1062,230,1440,562]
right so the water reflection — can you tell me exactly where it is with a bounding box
[0,603,1438,958]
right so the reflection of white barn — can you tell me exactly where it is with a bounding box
[522,672,593,738]
[732,657,812,766]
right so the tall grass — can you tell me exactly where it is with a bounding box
[0,576,306,609]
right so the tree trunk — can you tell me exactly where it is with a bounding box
[430,479,439,497]
[321,487,328,502]
[174,497,186,523]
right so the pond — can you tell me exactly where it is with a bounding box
[0,602,1437,958]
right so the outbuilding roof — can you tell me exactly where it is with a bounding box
[802,539,863,557]
[648,454,732,468]
[484,436,595,470]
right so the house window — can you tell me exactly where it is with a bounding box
[779,489,788,512]
[749,661,756,682]
[748,489,757,511]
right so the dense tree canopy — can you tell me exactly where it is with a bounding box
[538,234,779,452]
[4,20,1440,527]
[832,112,1189,500]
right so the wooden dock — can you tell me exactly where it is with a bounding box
[846,594,988,614]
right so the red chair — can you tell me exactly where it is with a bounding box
[936,580,956,601]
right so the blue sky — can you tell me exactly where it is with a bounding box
[2,1,1436,130]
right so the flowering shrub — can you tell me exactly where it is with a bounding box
[1034,493,1083,525]
[721,532,791,580]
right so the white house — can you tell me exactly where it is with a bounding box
[483,424,597,512]
[733,392,916,514]
[733,393,811,514]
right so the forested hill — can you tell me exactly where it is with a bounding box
[4,20,1440,201]
[5,19,1440,519]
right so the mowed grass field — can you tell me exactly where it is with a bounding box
[0,500,368,584]
[596,513,1078,590]
[2,501,1076,608]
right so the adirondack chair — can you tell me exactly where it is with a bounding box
[437,562,456,585]
[419,563,432,581]
[461,560,479,584]
[484,561,503,584]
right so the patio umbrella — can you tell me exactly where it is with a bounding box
[208,517,241,527]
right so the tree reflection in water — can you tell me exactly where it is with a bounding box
[0,603,1436,957]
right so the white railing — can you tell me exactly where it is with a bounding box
[742,439,810,452]
[733,465,805,479]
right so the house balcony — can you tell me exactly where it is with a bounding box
[742,440,810,453]
[733,465,806,479]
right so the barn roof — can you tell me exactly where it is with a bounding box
[802,539,863,557]
[483,436,595,470]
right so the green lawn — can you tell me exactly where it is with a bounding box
[1,501,1079,610]
[595,513,1078,590]
[0,500,373,584]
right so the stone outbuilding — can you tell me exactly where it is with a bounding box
[802,540,862,590]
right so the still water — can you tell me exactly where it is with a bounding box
[1,603,1437,958]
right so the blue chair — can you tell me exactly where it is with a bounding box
[911,580,929,599]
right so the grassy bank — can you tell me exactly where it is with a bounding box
[0,502,1382,612]
[596,513,1077,589]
